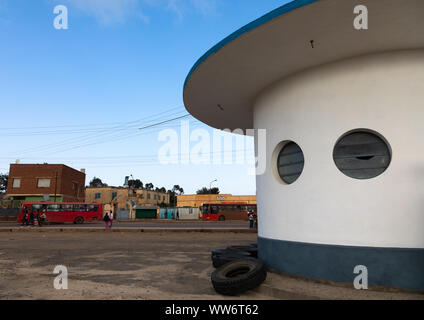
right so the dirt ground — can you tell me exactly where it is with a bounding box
[0,232,270,300]
[0,232,422,300]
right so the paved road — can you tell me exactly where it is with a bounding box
[0,220,252,229]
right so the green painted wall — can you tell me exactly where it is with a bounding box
[10,196,63,202]
[135,209,157,219]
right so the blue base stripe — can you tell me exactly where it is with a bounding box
[258,237,424,291]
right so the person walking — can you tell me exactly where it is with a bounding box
[35,210,40,227]
[22,210,28,226]
[29,210,35,226]
[40,211,47,226]
[103,211,111,229]
[109,211,114,228]
[248,213,254,229]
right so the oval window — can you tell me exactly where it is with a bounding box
[277,141,305,184]
[333,130,391,179]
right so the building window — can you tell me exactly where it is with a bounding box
[333,129,391,179]
[37,178,51,188]
[275,141,305,184]
[163,196,165,201]
[12,178,21,188]
[95,193,101,199]
[112,192,117,199]
[147,193,150,199]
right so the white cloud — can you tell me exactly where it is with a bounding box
[166,0,217,20]
[57,0,146,25]
[166,0,184,20]
[54,0,218,25]
[189,0,217,16]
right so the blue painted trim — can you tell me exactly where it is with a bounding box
[258,237,424,291]
[183,0,320,90]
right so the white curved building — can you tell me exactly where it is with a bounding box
[184,0,424,290]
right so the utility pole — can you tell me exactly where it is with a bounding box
[209,179,217,203]
[54,171,58,203]
[209,179,217,193]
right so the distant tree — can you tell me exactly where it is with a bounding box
[172,185,184,195]
[145,183,154,190]
[0,173,8,194]
[196,187,220,195]
[128,179,143,189]
[89,177,108,188]
[167,185,185,207]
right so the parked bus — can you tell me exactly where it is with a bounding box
[201,203,257,221]
[17,202,103,225]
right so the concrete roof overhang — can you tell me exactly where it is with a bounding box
[183,0,424,132]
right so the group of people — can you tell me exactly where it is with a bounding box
[103,211,114,229]
[21,208,47,227]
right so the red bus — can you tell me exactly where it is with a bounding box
[17,202,103,224]
[201,203,257,221]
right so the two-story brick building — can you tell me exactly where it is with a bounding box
[6,163,86,202]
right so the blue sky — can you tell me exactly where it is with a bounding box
[0,0,289,195]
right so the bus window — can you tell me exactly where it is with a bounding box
[75,204,86,212]
[202,204,210,214]
[47,204,60,212]
[211,205,219,214]
[61,204,73,212]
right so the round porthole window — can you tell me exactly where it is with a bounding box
[276,141,305,184]
[333,130,391,180]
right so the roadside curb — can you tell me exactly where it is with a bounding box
[0,227,257,233]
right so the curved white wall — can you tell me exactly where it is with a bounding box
[254,49,424,249]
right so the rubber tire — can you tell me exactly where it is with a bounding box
[211,249,250,259]
[226,245,258,258]
[211,258,267,296]
[74,216,84,224]
[218,215,226,221]
[212,252,251,268]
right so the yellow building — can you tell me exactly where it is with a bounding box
[177,194,256,208]
[86,187,169,217]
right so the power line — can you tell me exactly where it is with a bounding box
[0,149,254,161]
[139,115,191,130]
[9,106,191,155]
[0,106,185,131]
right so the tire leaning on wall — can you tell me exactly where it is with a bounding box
[212,251,251,268]
[226,245,258,258]
[211,258,267,296]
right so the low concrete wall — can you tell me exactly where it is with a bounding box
[0,208,19,217]
[117,210,130,220]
